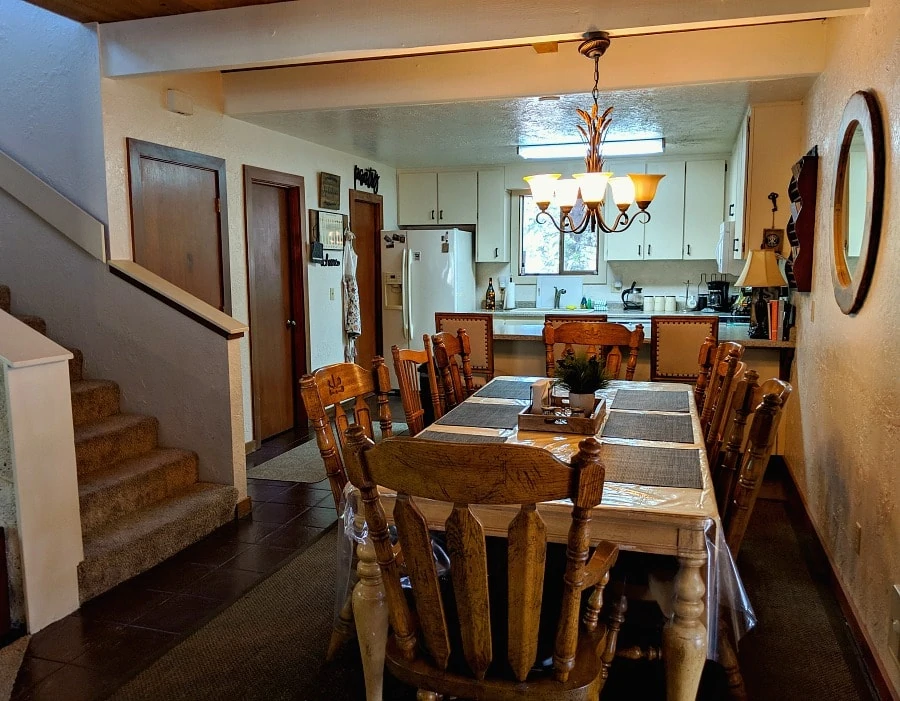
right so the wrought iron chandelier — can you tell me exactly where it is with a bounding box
[523,32,665,235]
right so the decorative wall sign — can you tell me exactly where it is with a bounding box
[308,208,348,251]
[318,172,341,210]
[354,165,380,194]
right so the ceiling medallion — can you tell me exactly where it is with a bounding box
[523,31,665,235]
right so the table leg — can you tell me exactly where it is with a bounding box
[663,528,708,701]
[352,534,388,701]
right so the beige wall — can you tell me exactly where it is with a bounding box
[787,0,900,692]
[100,72,398,441]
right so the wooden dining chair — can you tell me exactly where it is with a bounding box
[391,335,442,435]
[434,312,494,386]
[544,313,609,326]
[650,315,719,383]
[298,357,394,513]
[432,328,475,412]
[343,428,622,700]
[694,334,719,410]
[699,341,745,443]
[542,321,645,380]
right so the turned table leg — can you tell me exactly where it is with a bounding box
[352,532,388,701]
[663,528,708,701]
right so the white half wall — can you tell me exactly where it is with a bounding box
[99,71,398,442]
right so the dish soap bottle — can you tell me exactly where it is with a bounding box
[485,278,496,310]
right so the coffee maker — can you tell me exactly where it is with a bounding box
[705,276,730,312]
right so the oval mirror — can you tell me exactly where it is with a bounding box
[832,91,885,314]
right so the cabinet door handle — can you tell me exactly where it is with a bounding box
[494,247,499,258]
[431,209,436,221]
[733,238,740,253]
[648,244,652,256]
[438,209,443,221]
[686,244,691,256]
[729,204,735,217]
[638,245,641,257]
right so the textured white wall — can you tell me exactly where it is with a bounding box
[787,0,900,692]
[100,72,398,441]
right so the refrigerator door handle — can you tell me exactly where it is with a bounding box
[407,247,414,340]
[401,248,409,340]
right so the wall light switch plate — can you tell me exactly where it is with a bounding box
[889,584,900,669]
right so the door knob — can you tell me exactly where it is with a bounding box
[286,319,297,327]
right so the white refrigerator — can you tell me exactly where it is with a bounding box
[381,229,476,388]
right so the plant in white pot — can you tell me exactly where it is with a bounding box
[553,353,610,415]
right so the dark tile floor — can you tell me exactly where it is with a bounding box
[10,435,333,701]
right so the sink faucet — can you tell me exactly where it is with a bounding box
[553,286,567,309]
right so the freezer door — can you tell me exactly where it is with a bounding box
[381,231,408,370]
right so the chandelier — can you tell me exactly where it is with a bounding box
[523,32,665,235]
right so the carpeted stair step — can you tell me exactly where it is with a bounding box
[74,413,158,475]
[14,314,46,335]
[71,379,120,426]
[79,448,199,535]
[68,347,84,382]
[0,284,9,313]
[78,482,237,602]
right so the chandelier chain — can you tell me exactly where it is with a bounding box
[592,55,600,108]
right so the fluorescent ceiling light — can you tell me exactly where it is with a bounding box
[518,138,665,160]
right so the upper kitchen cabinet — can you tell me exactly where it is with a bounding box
[397,171,477,226]
[642,160,686,260]
[683,160,726,259]
[475,169,510,262]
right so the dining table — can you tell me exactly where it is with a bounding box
[349,375,748,701]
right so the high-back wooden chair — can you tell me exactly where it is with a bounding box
[699,341,745,443]
[432,328,475,412]
[718,378,793,555]
[391,335,442,435]
[650,315,719,383]
[434,312,494,386]
[694,334,719,410]
[344,429,620,700]
[542,321,645,380]
[298,358,393,513]
[544,313,609,326]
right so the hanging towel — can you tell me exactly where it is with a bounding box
[342,231,362,362]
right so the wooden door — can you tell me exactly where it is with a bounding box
[349,190,383,372]
[127,139,230,311]
[244,167,308,442]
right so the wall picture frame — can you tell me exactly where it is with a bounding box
[318,172,341,210]
[308,208,348,250]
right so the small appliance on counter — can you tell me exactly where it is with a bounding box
[621,281,643,310]
[705,274,731,312]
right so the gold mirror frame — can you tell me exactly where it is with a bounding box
[832,90,885,315]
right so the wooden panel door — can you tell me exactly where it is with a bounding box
[244,166,308,443]
[349,190,383,372]
[127,139,230,311]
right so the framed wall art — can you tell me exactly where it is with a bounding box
[318,172,341,210]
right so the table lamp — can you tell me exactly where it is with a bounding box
[735,249,788,339]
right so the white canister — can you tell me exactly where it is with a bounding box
[643,296,655,313]
[665,296,677,312]
[654,296,666,312]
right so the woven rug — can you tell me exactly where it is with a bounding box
[247,423,406,482]
[435,402,522,429]
[601,412,694,443]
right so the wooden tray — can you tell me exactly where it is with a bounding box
[518,397,606,435]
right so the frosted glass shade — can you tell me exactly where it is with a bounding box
[523,174,560,209]
[554,178,580,209]
[573,172,612,205]
[735,249,788,287]
[609,176,636,210]
[631,173,666,210]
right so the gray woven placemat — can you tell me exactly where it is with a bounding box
[435,401,523,429]
[473,380,533,400]
[600,443,702,489]
[418,430,508,444]
[601,412,695,443]
[610,389,690,412]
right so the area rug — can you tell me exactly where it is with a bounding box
[0,636,28,701]
[247,423,406,483]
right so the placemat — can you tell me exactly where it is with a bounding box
[601,412,694,443]
[610,389,690,412]
[473,380,532,400]
[600,443,702,489]
[435,401,523,429]
[417,430,508,444]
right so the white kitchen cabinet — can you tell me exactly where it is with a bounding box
[643,160,685,260]
[475,169,509,262]
[604,160,644,260]
[397,171,477,226]
[728,112,750,262]
[683,160,726,259]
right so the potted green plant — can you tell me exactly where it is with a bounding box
[553,353,610,414]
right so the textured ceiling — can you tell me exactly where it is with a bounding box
[236,77,815,168]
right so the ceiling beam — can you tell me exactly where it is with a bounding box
[99,0,865,77]
[223,22,828,116]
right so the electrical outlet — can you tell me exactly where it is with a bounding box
[889,585,900,669]
[330,288,335,301]
[853,522,862,555]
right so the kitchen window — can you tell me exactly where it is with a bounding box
[517,194,599,275]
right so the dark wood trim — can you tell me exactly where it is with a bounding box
[783,462,897,701]
[243,165,308,444]
[235,496,253,520]
[126,138,232,314]
[245,439,260,455]
[108,264,244,339]
[349,189,384,357]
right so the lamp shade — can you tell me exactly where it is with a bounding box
[630,173,665,210]
[735,249,788,287]
[573,172,612,205]
[554,178,580,209]
[608,176,636,211]
[523,174,560,209]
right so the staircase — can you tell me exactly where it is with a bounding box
[1,284,237,602]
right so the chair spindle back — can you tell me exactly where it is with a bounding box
[391,335,442,435]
